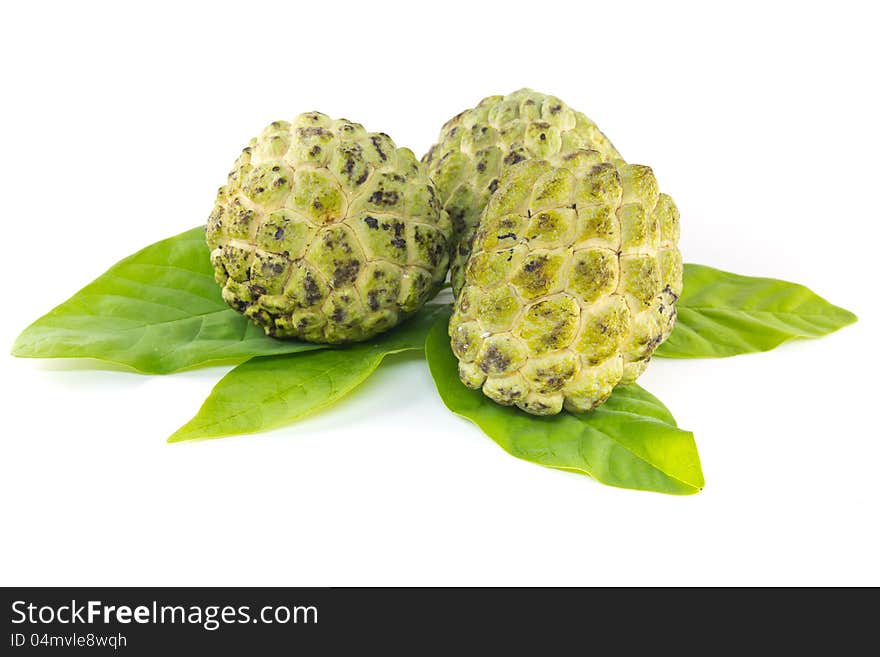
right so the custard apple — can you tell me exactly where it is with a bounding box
[423,89,621,294]
[449,155,682,415]
[207,113,452,343]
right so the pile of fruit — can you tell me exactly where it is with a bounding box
[13,89,856,494]
[209,89,681,416]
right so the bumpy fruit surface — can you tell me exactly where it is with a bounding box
[423,89,621,294]
[207,113,452,343]
[449,156,682,415]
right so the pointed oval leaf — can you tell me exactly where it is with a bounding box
[11,228,326,373]
[169,304,447,442]
[658,263,857,358]
[425,315,703,495]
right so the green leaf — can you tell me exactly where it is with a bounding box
[11,227,325,373]
[425,315,703,495]
[168,304,448,442]
[657,263,857,359]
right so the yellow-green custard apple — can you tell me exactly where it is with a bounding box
[449,155,683,416]
[423,88,621,294]
[207,113,452,343]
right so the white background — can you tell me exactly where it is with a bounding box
[1,1,877,586]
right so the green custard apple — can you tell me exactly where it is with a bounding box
[207,113,452,343]
[449,155,682,415]
[423,89,621,294]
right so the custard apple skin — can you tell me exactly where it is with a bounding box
[422,89,621,294]
[207,113,452,343]
[449,155,682,415]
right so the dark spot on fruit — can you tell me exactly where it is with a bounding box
[310,145,322,157]
[503,150,525,166]
[367,290,381,311]
[391,237,406,249]
[479,344,510,374]
[298,126,330,137]
[333,260,360,286]
[303,273,322,306]
[550,104,561,114]
[447,207,466,233]
[523,256,546,273]
[663,284,680,302]
[368,190,399,206]
[331,307,345,323]
[272,166,280,172]
[313,200,323,210]
[274,227,284,240]
[364,216,379,229]
[371,136,387,161]
[272,177,287,187]
[477,161,486,173]
[488,179,499,193]
[497,232,516,241]
[540,133,546,141]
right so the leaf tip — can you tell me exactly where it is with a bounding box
[840,307,858,326]
[167,427,195,444]
[10,332,31,357]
